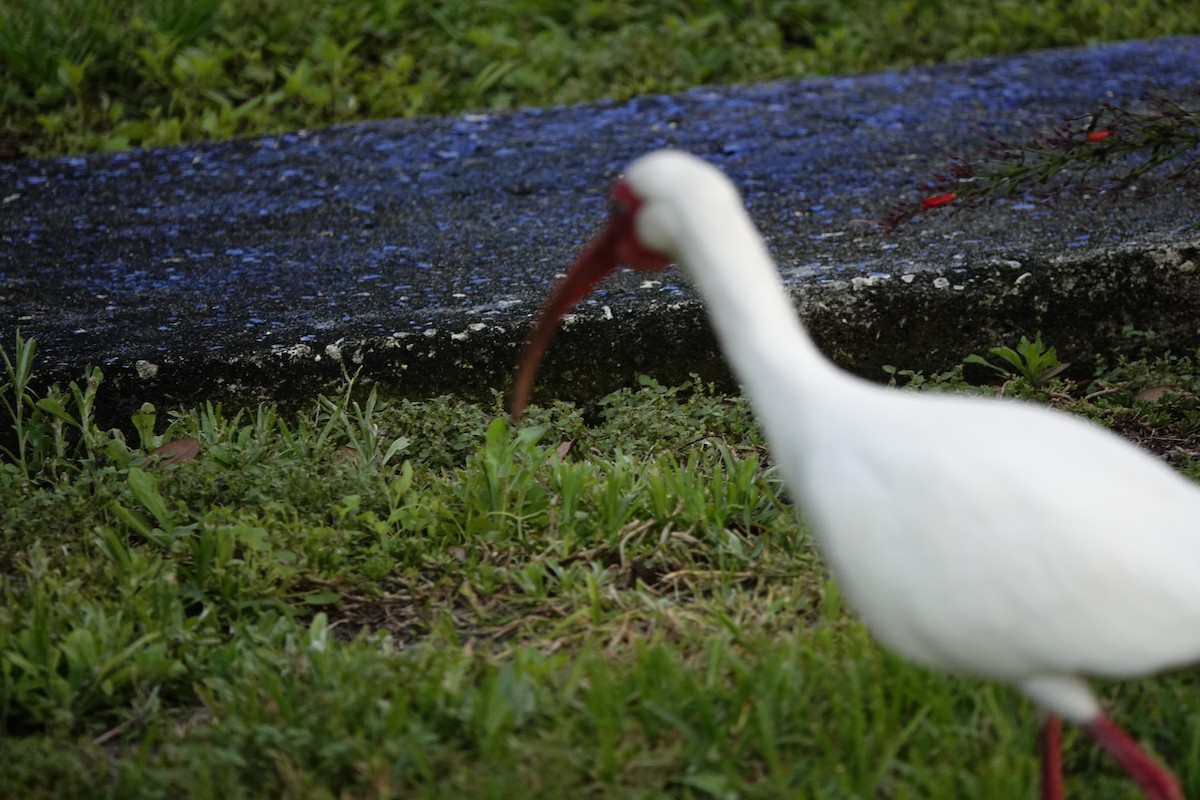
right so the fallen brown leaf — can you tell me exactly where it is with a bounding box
[556,438,575,459]
[1135,385,1173,403]
[147,437,201,466]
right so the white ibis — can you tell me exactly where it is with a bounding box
[510,150,1200,799]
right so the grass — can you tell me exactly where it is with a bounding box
[2,0,1199,157]
[4,333,1200,798]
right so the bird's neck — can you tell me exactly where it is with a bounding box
[675,205,855,441]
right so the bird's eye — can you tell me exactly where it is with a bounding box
[609,180,640,219]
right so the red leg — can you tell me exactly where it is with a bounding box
[1084,715,1183,800]
[1040,715,1064,800]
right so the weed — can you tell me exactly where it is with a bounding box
[0,332,130,484]
[964,332,1069,388]
[887,92,1200,229]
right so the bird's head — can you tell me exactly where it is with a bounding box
[612,149,739,269]
[508,151,728,417]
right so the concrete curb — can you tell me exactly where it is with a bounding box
[3,37,1198,423]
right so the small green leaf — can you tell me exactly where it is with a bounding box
[109,501,153,537]
[681,772,737,799]
[988,345,1025,372]
[59,628,98,670]
[127,466,173,528]
[131,403,159,450]
[56,59,87,91]
[485,416,508,452]
[382,435,410,465]
[302,590,342,606]
[34,397,78,426]
[961,354,993,368]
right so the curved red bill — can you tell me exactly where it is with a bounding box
[509,223,620,418]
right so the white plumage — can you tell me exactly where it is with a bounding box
[511,150,1198,799]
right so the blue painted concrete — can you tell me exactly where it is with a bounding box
[2,37,1198,418]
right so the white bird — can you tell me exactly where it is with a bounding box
[510,150,1200,800]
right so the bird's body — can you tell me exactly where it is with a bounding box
[510,150,1199,798]
[791,381,1200,708]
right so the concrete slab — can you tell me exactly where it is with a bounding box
[2,37,1199,423]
